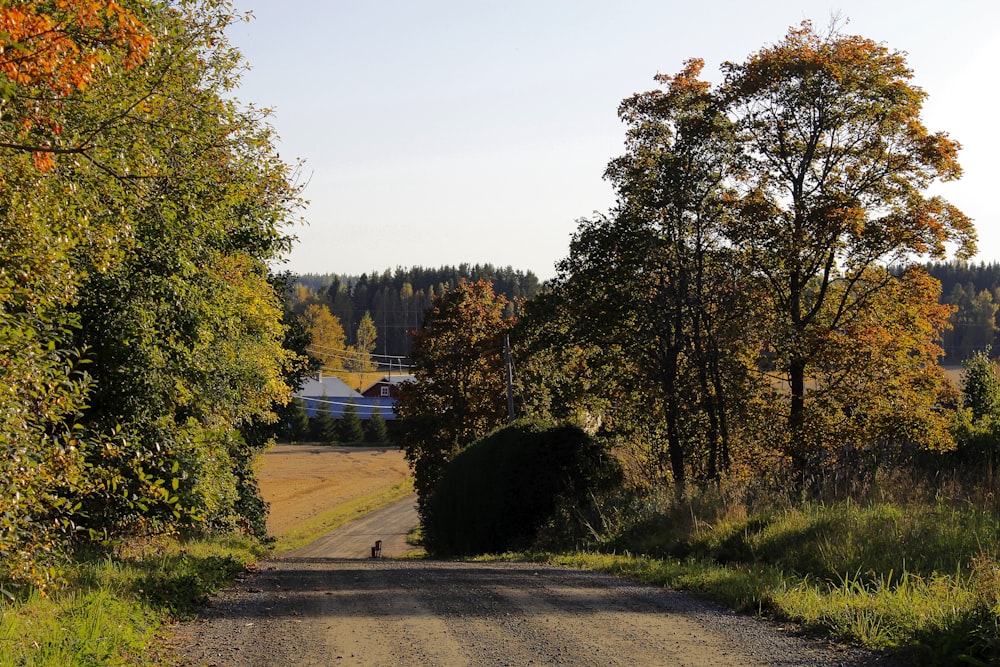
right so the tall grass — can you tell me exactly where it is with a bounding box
[533,469,1000,665]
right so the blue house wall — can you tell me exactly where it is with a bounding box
[299,396,397,420]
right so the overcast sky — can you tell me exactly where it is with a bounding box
[228,1,1000,281]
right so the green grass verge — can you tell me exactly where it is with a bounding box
[0,533,264,667]
[479,498,1000,666]
[542,552,997,664]
[0,479,416,666]
[270,478,415,553]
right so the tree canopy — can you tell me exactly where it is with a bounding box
[395,280,514,519]
[1,0,303,590]
[721,21,973,453]
[536,20,968,489]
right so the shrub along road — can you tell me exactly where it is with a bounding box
[170,497,896,667]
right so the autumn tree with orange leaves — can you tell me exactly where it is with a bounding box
[721,21,975,465]
[551,21,971,491]
[0,0,154,170]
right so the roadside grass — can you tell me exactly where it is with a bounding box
[504,493,1000,666]
[0,478,414,665]
[0,533,263,667]
[271,478,414,553]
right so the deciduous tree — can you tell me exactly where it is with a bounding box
[797,267,957,464]
[962,347,1000,423]
[353,311,378,372]
[396,280,513,517]
[303,304,347,372]
[1,0,304,587]
[0,0,154,170]
[555,61,765,492]
[721,21,974,462]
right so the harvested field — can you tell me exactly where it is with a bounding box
[256,443,411,542]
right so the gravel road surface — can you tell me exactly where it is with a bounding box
[170,496,896,667]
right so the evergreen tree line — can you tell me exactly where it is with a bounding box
[284,399,391,445]
[292,264,542,357]
[923,261,1000,361]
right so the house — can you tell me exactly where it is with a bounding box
[295,372,404,420]
[361,374,415,400]
[295,372,359,419]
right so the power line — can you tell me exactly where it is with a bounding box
[297,396,396,408]
[306,343,411,363]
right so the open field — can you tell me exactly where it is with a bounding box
[256,443,413,550]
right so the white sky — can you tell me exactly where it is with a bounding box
[228,1,1000,282]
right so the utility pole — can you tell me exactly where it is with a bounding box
[504,334,515,423]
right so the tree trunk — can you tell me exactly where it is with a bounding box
[789,355,806,464]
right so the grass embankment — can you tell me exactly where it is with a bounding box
[0,535,264,667]
[0,476,413,665]
[518,495,1000,665]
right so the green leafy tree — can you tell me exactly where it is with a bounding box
[721,21,975,463]
[0,0,158,590]
[339,400,365,444]
[1,0,304,586]
[555,60,761,494]
[396,280,513,518]
[67,1,302,537]
[962,347,1000,423]
[514,290,620,434]
[557,60,766,492]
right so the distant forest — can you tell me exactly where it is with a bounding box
[924,261,1000,362]
[290,261,1000,362]
[291,264,542,358]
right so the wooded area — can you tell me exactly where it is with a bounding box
[925,261,1000,360]
[1,0,308,590]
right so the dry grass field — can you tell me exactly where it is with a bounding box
[256,443,412,549]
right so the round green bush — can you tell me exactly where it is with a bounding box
[424,420,621,556]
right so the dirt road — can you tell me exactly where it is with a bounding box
[285,494,420,559]
[172,497,893,667]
